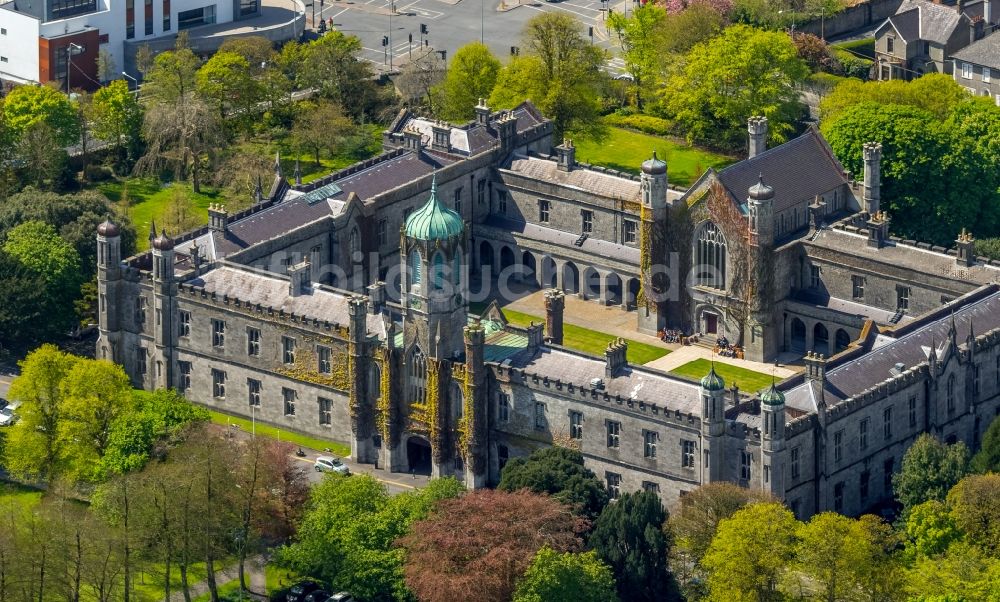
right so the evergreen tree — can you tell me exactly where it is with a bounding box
[498,446,608,519]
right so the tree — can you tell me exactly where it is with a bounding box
[656,3,725,56]
[16,122,69,189]
[435,42,501,121]
[905,500,962,559]
[906,542,1000,601]
[971,415,1000,473]
[218,36,276,75]
[488,55,548,112]
[795,512,871,602]
[292,100,358,168]
[702,502,798,601]
[819,74,970,125]
[894,433,969,516]
[88,79,143,167]
[607,4,666,109]
[196,51,261,127]
[855,514,907,601]
[2,83,82,146]
[3,221,84,333]
[663,25,808,149]
[399,488,587,602]
[281,475,464,601]
[947,474,1000,557]
[498,446,608,519]
[3,345,79,482]
[299,31,376,120]
[396,48,447,111]
[589,490,677,602]
[0,250,51,349]
[513,548,619,602]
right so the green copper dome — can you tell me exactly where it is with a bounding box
[405,176,464,241]
[761,382,785,406]
[700,365,726,391]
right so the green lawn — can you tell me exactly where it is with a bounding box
[192,578,243,602]
[669,359,774,394]
[574,126,734,187]
[133,562,212,602]
[98,178,220,251]
[476,305,669,365]
[208,409,351,457]
[0,481,44,514]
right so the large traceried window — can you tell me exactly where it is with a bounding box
[408,347,427,403]
[409,250,422,288]
[695,222,727,290]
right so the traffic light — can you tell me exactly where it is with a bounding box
[420,23,427,34]
[588,26,593,37]
[382,36,389,46]
[510,46,519,56]
[409,32,413,43]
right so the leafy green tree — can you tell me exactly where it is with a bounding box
[0,251,51,349]
[819,74,970,124]
[894,433,969,516]
[702,502,798,602]
[2,83,82,146]
[435,42,502,121]
[3,221,84,334]
[280,475,464,601]
[15,122,68,190]
[498,446,608,519]
[656,3,725,56]
[490,13,608,142]
[855,514,907,601]
[607,4,666,109]
[947,474,1000,557]
[513,547,619,602]
[195,51,261,126]
[795,512,871,601]
[3,345,79,482]
[905,500,962,559]
[663,25,808,149]
[292,100,358,168]
[906,542,1000,600]
[299,31,376,120]
[88,79,143,165]
[971,415,1000,473]
[589,490,677,602]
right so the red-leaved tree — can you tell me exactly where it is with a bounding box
[397,489,589,602]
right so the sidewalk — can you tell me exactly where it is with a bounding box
[167,554,266,602]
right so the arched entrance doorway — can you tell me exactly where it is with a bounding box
[813,323,829,356]
[541,256,557,288]
[583,267,601,298]
[562,262,580,294]
[479,241,494,274]
[605,273,622,305]
[835,329,851,353]
[499,246,515,271]
[406,436,432,475]
[790,318,806,352]
[523,251,538,287]
[626,278,640,308]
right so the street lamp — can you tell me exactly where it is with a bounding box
[122,71,139,97]
[65,42,83,93]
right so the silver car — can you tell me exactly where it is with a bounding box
[314,456,350,475]
[0,404,18,427]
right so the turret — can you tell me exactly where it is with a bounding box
[150,229,176,389]
[700,364,726,482]
[747,174,775,247]
[863,142,882,215]
[544,289,565,345]
[463,323,488,487]
[748,116,768,159]
[348,295,377,463]
[760,379,786,496]
[640,151,668,211]
[151,230,175,284]
[96,219,122,362]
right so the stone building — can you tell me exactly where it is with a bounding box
[98,102,1000,517]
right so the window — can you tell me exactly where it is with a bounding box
[282,336,296,364]
[239,0,256,16]
[852,275,865,300]
[497,190,507,214]
[962,62,973,79]
[569,411,583,440]
[642,481,660,494]
[985,67,992,83]
[859,418,869,451]
[498,392,510,422]
[643,430,657,458]
[860,470,870,502]
[248,379,261,407]
[179,361,191,390]
[834,429,843,462]
[1,28,6,34]
[605,472,621,500]
[884,457,894,492]
[136,347,147,375]
[477,180,486,205]
[886,36,894,54]
[791,446,800,480]
[740,451,751,480]
[144,0,153,35]
[212,319,225,347]
[316,346,331,374]
[179,311,191,337]
[319,397,332,425]
[896,286,910,311]
[453,187,462,215]
[582,210,593,233]
[162,0,170,30]
[947,374,956,415]
[135,297,147,329]
[810,265,821,289]
[880,407,892,441]
[538,199,550,223]
[377,219,387,245]
[178,4,214,29]
[764,464,770,484]
[0,57,8,63]
[974,365,981,399]
[282,388,296,416]
[247,327,260,357]
[834,482,844,512]
[212,369,226,399]
[623,219,637,244]
[909,396,918,427]
[606,421,621,448]
[682,440,696,468]
[534,402,546,430]
[695,222,727,290]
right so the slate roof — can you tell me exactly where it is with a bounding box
[952,30,1000,68]
[789,289,915,325]
[505,156,643,201]
[884,8,921,42]
[716,128,848,214]
[480,216,641,267]
[888,0,969,45]
[395,101,545,157]
[783,287,1000,413]
[186,265,384,333]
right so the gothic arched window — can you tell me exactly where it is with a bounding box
[432,252,446,291]
[408,347,426,403]
[695,222,727,290]
[410,250,422,286]
[349,226,360,257]
[452,382,464,418]
[370,363,382,399]
[453,250,462,286]
[947,373,956,414]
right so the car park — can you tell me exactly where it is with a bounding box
[314,456,350,475]
[327,594,355,602]
[286,580,321,602]
[0,403,18,427]
[303,591,331,602]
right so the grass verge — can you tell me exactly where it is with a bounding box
[133,561,211,602]
[669,358,774,393]
[574,126,734,187]
[208,409,351,457]
[192,579,243,602]
[0,481,44,513]
[98,178,220,251]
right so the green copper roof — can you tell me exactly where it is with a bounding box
[700,365,726,391]
[761,381,785,406]
[405,176,464,241]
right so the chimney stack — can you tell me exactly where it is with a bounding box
[402,127,423,152]
[544,289,565,345]
[474,98,491,126]
[208,204,228,232]
[804,351,826,383]
[430,121,450,152]
[748,116,768,159]
[866,211,889,249]
[526,321,544,352]
[367,281,386,314]
[605,338,628,378]
[956,228,976,267]
[554,138,576,171]
[287,259,311,297]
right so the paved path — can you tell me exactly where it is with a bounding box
[167,554,266,602]
[644,344,799,377]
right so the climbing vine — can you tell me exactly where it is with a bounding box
[637,204,653,310]
[375,349,392,444]
[277,337,350,391]
[454,364,474,459]
[425,359,443,461]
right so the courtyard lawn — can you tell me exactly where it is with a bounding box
[208,409,351,457]
[573,126,734,187]
[669,358,774,394]
[478,305,669,365]
[97,178,220,251]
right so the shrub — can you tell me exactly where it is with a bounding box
[975,237,1000,261]
[603,113,675,136]
[831,48,873,79]
[84,164,114,182]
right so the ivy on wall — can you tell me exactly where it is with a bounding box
[375,348,394,446]
[276,336,351,391]
[454,363,474,462]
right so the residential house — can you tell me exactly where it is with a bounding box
[952,29,1000,102]
[874,0,986,80]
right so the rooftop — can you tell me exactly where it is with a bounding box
[952,29,1000,68]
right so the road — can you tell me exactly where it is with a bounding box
[0,371,13,402]
[315,0,629,74]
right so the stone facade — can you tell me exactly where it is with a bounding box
[98,102,1000,518]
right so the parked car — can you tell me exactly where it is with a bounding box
[286,580,321,602]
[303,591,331,602]
[315,456,350,475]
[0,404,18,427]
[328,594,355,602]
